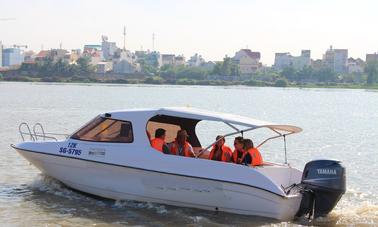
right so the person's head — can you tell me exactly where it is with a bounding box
[155,128,166,140]
[176,129,189,145]
[243,139,254,150]
[215,135,225,147]
[234,136,244,150]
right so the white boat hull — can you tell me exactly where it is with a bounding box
[17,149,302,221]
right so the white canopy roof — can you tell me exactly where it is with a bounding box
[154,107,302,134]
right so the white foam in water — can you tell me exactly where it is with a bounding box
[113,200,168,214]
[29,174,83,201]
[332,201,378,225]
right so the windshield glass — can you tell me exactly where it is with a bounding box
[71,117,133,143]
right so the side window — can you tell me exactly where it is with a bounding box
[71,117,133,143]
[147,121,180,143]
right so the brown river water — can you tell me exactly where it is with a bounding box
[0,82,377,226]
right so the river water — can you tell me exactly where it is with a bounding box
[0,82,377,226]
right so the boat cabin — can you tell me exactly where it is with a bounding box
[69,107,302,163]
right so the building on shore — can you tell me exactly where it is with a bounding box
[187,53,205,67]
[274,50,311,70]
[97,61,113,74]
[2,47,24,67]
[50,49,69,62]
[347,58,364,74]
[366,53,378,63]
[311,59,323,70]
[135,50,162,68]
[161,54,175,66]
[113,59,140,74]
[112,49,141,74]
[145,51,162,68]
[23,50,35,63]
[233,49,261,75]
[34,50,50,62]
[323,46,348,73]
[66,49,81,63]
[101,36,117,60]
[174,55,185,66]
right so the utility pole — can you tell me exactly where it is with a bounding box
[152,32,155,51]
[123,26,126,50]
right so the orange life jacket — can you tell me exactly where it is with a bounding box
[232,149,245,164]
[170,141,193,157]
[247,148,263,166]
[151,137,165,153]
[209,145,233,162]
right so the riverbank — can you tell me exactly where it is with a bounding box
[1,74,378,90]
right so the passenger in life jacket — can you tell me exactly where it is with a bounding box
[232,136,246,164]
[208,135,233,162]
[170,129,195,157]
[150,128,170,154]
[146,130,152,145]
[242,139,263,166]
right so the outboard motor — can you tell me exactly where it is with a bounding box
[296,159,346,218]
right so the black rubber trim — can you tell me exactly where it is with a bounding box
[11,144,285,198]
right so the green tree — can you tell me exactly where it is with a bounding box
[296,66,314,82]
[40,57,54,77]
[211,56,239,76]
[76,57,94,76]
[212,62,223,75]
[274,78,288,87]
[365,61,378,84]
[281,66,297,81]
[221,57,232,76]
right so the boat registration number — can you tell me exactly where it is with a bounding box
[59,142,82,156]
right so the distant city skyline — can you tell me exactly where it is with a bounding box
[1,0,378,65]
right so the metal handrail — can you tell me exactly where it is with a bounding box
[19,122,35,142]
[18,122,70,142]
[33,123,46,141]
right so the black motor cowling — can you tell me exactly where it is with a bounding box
[296,159,346,218]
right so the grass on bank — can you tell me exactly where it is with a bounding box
[1,74,378,90]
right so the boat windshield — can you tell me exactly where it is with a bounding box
[71,117,133,143]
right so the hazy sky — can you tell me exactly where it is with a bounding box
[1,0,378,65]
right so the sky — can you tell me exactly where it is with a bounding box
[1,0,378,65]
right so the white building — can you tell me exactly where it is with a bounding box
[274,53,292,70]
[97,61,113,74]
[174,55,185,66]
[274,50,311,70]
[233,49,261,75]
[323,46,348,73]
[347,58,364,74]
[101,35,117,60]
[187,53,205,67]
[112,49,141,74]
[144,51,162,68]
[161,54,175,66]
[113,60,141,74]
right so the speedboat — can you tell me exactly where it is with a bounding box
[12,107,346,221]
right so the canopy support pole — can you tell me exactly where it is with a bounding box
[284,134,287,164]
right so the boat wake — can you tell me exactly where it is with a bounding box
[113,200,168,214]
[26,174,378,226]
